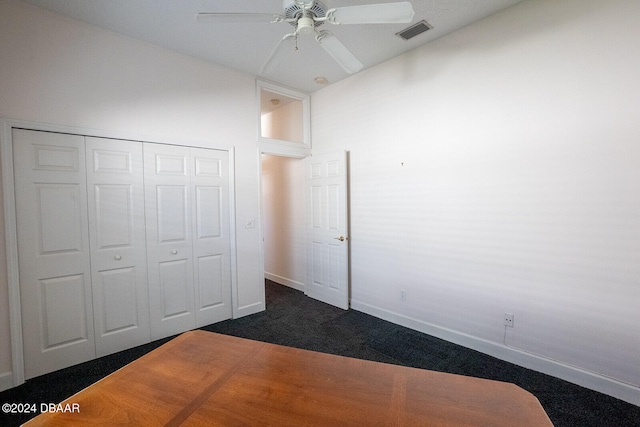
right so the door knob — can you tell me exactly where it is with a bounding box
[334,236,347,242]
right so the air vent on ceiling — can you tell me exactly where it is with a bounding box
[396,20,432,40]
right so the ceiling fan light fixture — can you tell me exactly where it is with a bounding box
[297,16,315,35]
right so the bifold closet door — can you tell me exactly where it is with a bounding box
[13,129,96,379]
[13,130,233,376]
[85,137,150,356]
[144,144,196,339]
[144,144,233,339]
[191,147,232,327]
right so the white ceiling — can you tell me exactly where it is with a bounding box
[22,0,525,93]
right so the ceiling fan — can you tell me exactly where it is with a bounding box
[196,1,415,75]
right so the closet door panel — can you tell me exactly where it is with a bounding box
[39,275,89,348]
[97,267,138,332]
[13,129,95,379]
[145,144,195,339]
[86,137,150,356]
[159,259,191,317]
[157,185,188,242]
[197,254,224,307]
[191,148,232,326]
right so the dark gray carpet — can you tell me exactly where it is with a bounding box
[2,280,639,426]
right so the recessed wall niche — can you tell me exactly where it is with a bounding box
[257,80,310,155]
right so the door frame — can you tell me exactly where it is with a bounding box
[0,118,239,388]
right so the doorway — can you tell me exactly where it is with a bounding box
[261,154,306,295]
[261,151,351,310]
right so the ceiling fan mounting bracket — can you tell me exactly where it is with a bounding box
[291,0,315,7]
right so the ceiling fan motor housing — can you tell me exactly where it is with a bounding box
[284,0,327,30]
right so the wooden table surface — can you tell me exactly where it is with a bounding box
[25,330,553,426]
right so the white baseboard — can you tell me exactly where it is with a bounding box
[350,299,640,407]
[0,371,13,392]
[265,273,305,292]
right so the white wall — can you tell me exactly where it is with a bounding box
[0,0,265,388]
[311,0,640,404]
[262,155,306,290]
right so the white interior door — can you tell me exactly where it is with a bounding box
[144,144,195,340]
[305,151,349,309]
[13,129,96,379]
[191,148,232,327]
[85,137,150,356]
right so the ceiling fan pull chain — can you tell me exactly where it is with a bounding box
[295,34,299,51]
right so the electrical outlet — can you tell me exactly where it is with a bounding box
[504,313,514,327]
[400,289,406,301]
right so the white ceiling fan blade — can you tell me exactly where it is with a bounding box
[327,2,415,25]
[196,13,284,24]
[316,32,363,74]
[260,34,296,75]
